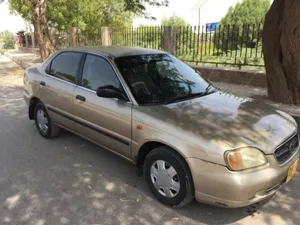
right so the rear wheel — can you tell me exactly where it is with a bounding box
[144,146,194,207]
[34,102,60,138]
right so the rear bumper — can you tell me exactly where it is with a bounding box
[187,150,300,208]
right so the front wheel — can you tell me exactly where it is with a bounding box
[144,146,194,207]
[34,102,60,138]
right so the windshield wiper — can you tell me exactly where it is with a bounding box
[204,84,213,94]
[164,85,217,104]
[203,84,218,95]
[164,92,206,104]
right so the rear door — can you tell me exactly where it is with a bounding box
[40,51,83,130]
[73,54,132,159]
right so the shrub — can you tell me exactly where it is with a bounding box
[0,30,15,49]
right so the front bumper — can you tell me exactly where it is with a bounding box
[187,150,300,208]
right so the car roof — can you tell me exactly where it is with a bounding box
[61,46,166,58]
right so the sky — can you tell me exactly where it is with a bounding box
[133,0,242,27]
[0,0,242,33]
[0,2,26,33]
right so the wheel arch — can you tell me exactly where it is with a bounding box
[136,140,189,173]
[29,97,41,120]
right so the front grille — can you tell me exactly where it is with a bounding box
[274,133,299,164]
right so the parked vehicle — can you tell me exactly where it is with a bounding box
[23,47,299,208]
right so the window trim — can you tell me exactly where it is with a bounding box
[78,53,132,103]
[45,51,85,85]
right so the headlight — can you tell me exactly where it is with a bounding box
[225,147,267,171]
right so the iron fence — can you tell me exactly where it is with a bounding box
[112,27,164,50]
[112,24,264,69]
[52,30,70,48]
[24,33,37,48]
[23,25,264,69]
[176,24,264,68]
[77,30,102,47]
[52,29,102,49]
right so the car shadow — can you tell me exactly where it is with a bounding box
[46,130,300,225]
[46,130,257,225]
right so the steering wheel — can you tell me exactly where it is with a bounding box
[132,81,149,92]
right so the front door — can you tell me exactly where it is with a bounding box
[73,54,132,159]
[39,52,83,130]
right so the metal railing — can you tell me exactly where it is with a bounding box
[23,33,37,48]
[77,30,102,47]
[53,29,102,49]
[112,27,164,50]
[23,25,264,69]
[112,25,265,69]
[23,29,102,49]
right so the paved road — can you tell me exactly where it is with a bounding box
[0,55,299,225]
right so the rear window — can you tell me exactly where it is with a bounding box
[48,52,82,83]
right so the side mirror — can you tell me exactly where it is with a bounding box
[96,85,129,101]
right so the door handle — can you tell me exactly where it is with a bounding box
[40,81,46,86]
[75,95,86,102]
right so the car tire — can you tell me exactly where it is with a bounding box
[144,146,194,208]
[34,102,60,138]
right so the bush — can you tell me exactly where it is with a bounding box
[0,30,15,49]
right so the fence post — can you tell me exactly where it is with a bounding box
[101,27,112,46]
[163,26,177,55]
[24,33,29,48]
[69,27,78,47]
[31,31,35,48]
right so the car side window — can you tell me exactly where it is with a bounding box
[49,52,82,83]
[81,54,121,91]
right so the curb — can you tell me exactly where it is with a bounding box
[4,52,38,70]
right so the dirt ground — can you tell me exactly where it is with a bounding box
[0,55,299,225]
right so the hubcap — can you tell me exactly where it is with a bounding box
[150,160,180,198]
[37,109,48,133]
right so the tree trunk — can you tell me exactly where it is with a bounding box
[262,0,300,104]
[32,0,56,61]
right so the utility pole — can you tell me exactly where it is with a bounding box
[198,8,201,27]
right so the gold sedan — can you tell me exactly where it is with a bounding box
[23,47,299,208]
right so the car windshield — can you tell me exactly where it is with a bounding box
[115,54,214,105]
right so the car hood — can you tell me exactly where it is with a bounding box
[138,91,297,154]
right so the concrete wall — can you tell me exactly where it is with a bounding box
[192,65,267,87]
